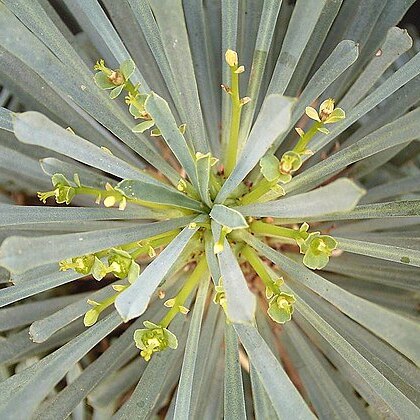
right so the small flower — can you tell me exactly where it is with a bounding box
[213,277,228,314]
[83,299,101,327]
[126,91,149,118]
[83,285,128,327]
[177,178,187,192]
[163,298,189,314]
[213,226,232,254]
[91,256,115,281]
[300,233,337,270]
[94,58,136,99]
[279,151,302,182]
[295,222,310,250]
[107,248,140,283]
[305,98,345,125]
[260,154,281,182]
[134,321,178,362]
[319,98,335,119]
[265,277,284,299]
[59,254,95,275]
[38,173,76,205]
[267,292,296,324]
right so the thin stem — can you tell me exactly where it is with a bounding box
[225,69,242,177]
[76,186,119,199]
[159,257,208,328]
[249,220,300,240]
[96,285,128,312]
[293,121,322,154]
[241,246,281,295]
[209,170,222,199]
[131,231,179,259]
[240,178,274,205]
[77,185,189,213]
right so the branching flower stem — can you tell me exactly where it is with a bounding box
[159,257,208,328]
[130,231,179,259]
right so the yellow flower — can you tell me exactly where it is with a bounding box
[305,98,345,124]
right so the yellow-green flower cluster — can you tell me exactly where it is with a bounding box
[38,173,127,209]
[134,321,178,361]
[59,247,140,283]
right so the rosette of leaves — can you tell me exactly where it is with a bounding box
[0,1,420,419]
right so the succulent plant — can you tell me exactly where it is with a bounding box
[0,0,420,418]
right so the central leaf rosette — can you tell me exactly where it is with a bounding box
[9,51,364,363]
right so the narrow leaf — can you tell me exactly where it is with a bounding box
[13,112,158,184]
[217,240,256,323]
[217,95,293,203]
[144,92,198,185]
[174,278,209,418]
[115,220,201,321]
[210,204,249,230]
[116,179,205,212]
[195,153,213,207]
[0,107,12,132]
[0,205,156,226]
[0,217,193,273]
[224,323,246,420]
[238,178,365,218]
[337,237,420,268]
[234,323,314,419]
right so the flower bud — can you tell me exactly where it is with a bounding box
[225,49,238,67]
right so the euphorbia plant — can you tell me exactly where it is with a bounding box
[0,1,419,419]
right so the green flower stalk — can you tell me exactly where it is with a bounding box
[223,49,251,176]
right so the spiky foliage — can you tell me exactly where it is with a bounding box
[0,1,420,418]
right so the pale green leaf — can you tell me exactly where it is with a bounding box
[210,204,249,230]
[239,178,365,218]
[13,112,155,183]
[224,323,246,420]
[144,93,198,186]
[0,217,193,273]
[234,323,314,419]
[174,278,209,418]
[115,179,205,212]
[115,220,201,321]
[337,237,420,268]
[217,95,293,203]
[217,239,256,324]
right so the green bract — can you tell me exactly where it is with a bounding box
[134,321,178,362]
[267,292,296,324]
[300,233,338,270]
[0,1,419,419]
